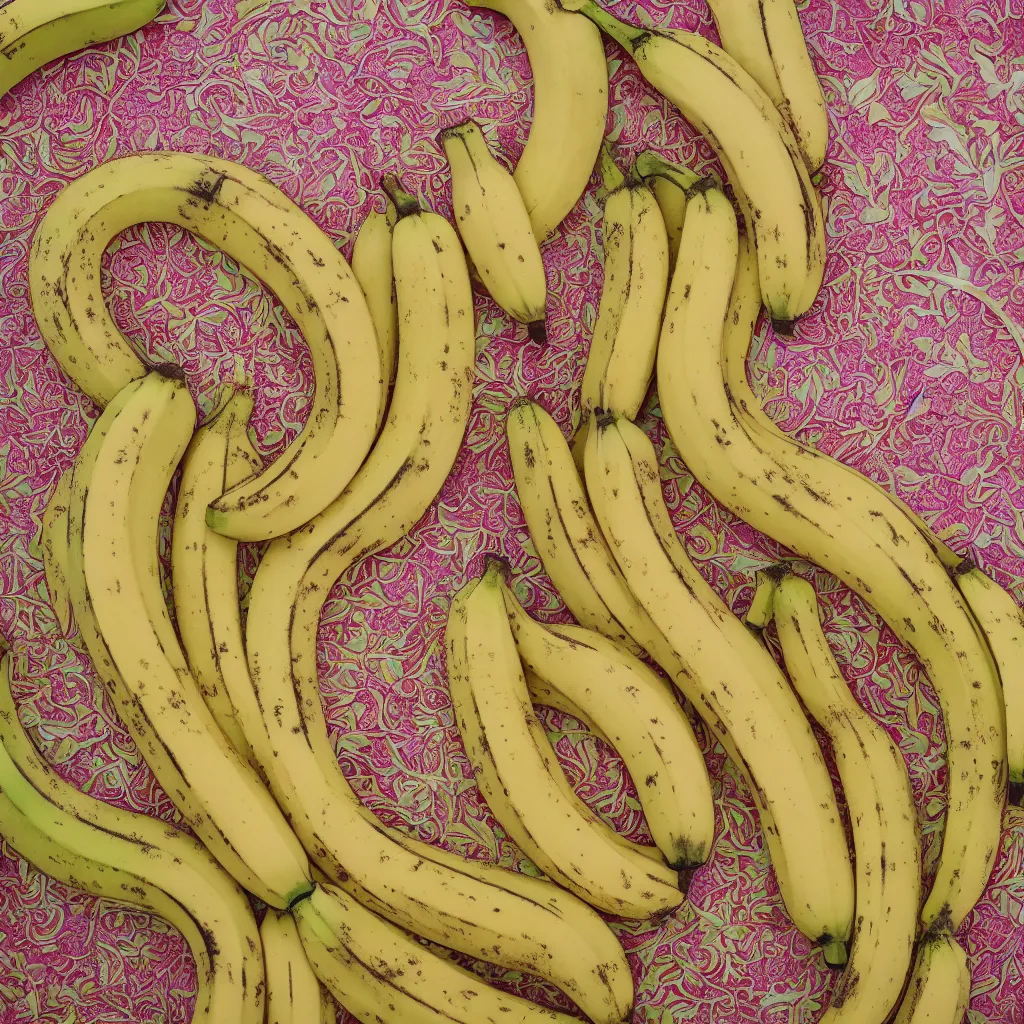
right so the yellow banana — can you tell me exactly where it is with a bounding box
[39,468,74,637]
[650,174,687,271]
[442,119,547,336]
[262,910,325,1024]
[657,180,1004,936]
[468,0,608,240]
[447,566,684,918]
[30,151,384,540]
[0,0,164,101]
[772,575,920,1023]
[502,581,714,870]
[892,935,972,1024]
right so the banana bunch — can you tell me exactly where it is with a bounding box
[893,935,972,1024]
[0,0,165,100]
[0,652,264,1023]
[655,177,1005,936]
[30,151,384,540]
[64,371,314,908]
[442,119,548,338]
[762,575,920,1023]
[573,146,672,461]
[447,562,685,917]
[502,579,714,871]
[583,411,855,962]
[261,910,334,1024]
[566,0,825,330]
[705,0,828,172]
[467,0,608,240]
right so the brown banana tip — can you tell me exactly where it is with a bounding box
[508,395,533,413]
[762,562,791,583]
[921,905,954,941]
[152,362,187,381]
[1009,781,1024,808]
[676,866,697,894]
[380,173,421,218]
[527,320,548,345]
[951,557,977,578]
[483,555,511,580]
[770,316,797,337]
[683,176,717,200]
[287,883,317,909]
[595,407,615,429]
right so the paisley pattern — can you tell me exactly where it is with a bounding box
[1,0,1023,1020]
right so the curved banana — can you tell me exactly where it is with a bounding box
[525,667,609,740]
[294,882,584,1024]
[574,146,670,456]
[243,183,631,1024]
[0,0,164,101]
[262,910,325,1024]
[71,371,313,907]
[892,935,972,1024]
[447,566,684,918]
[657,181,1004,935]
[0,653,263,1024]
[351,201,399,425]
[649,173,688,272]
[502,582,714,870]
[468,0,608,240]
[569,0,824,328]
[30,151,384,540]
[584,412,854,959]
[39,469,74,637]
[442,120,547,336]
[772,575,920,1022]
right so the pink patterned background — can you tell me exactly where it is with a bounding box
[1,0,1024,1020]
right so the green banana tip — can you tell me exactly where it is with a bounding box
[820,938,848,969]
[380,174,421,219]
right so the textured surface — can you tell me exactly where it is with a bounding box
[1,0,1024,1020]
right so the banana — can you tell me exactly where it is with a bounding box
[573,145,671,459]
[242,181,631,1024]
[506,397,680,671]
[0,0,164,101]
[567,0,824,328]
[0,651,263,1024]
[71,371,313,908]
[293,882,583,1024]
[584,411,854,958]
[892,935,972,1024]
[172,388,263,767]
[650,174,687,272]
[525,667,608,739]
[656,180,1005,935]
[467,0,608,240]
[705,0,828,172]
[502,581,714,870]
[442,120,548,337]
[262,910,324,1024]
[351,201,399,427]
[447,566,684,917]
[771,575,920,1023]
[30,151,384,540]
[39,468,74,637]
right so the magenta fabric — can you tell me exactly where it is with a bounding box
[1,0,1023,1020]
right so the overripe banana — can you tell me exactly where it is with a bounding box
[172,388,263,767]
[69,371,313,907]
[442,119,547,336]
[573,146,671,459]
[502,582,714,870]
[567,0,824,328]
[0,0,164,101]
[0,652,263,1024]
[771,575,920,1023]
[30,151,384,540]
[293,882,583,1024]
[892,935,972,1024]
[39,468,74,636]
[656,179,1005,935]
[242,183,631,1024]
[262,910,327,1024]
[351,200,399,424]
[584,412,854,959]
[447,566,684,917]
[467,0,608,240]
[705,0,828,172]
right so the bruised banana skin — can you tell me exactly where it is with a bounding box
[661,186,1005,935]
[243,190,631,1024]
[772,577,920,1023]
[502,583,714,871]
[446,567,683,918]
[0,654,263,1024]
[468,0,608,240]
[30,151,384,540]
[0,0,164,101]
[75,372,313,908]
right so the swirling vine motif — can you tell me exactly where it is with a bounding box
[1,0,1023,1020]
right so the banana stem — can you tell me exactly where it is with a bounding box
[381,174,421,219]
[598,141,626,193]
[744,565,787,633]
[634,151,709,196]
[566,1,646,51]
